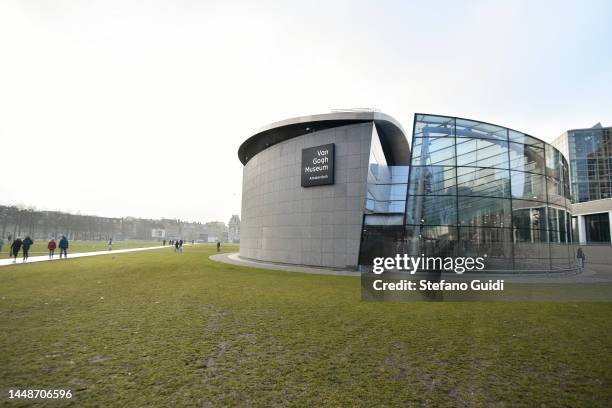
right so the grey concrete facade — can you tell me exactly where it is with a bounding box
[240,122,374,268]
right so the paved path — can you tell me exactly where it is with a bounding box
[211,252,612,282]
[210,252,360,276]
[0,245,172,267]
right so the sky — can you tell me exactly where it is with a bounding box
[1,0,611,223]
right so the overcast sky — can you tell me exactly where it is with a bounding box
[1,0,610,223]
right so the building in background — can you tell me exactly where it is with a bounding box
[552,123,612,244]
[0,206,228,242]
[238,112,575,272]
[151,228,166,239]
[228,215,240,243]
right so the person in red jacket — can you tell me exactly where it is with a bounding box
[48,238,57,259]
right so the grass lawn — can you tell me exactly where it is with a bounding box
[0,244,610,407]
[0,240,163,259]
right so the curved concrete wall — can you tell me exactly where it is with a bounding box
[240,122,374,268]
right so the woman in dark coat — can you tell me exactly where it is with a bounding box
[21,236,33,261]
[10,238,22,263]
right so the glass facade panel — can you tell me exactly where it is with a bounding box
[358,225,405,265]
[585,213,611,243]
[456,167,510,198]
[405,225,458,257]
[363,126,408,225]
[565,127,612,202]
[458,196,510,227]
[456,119,507,141]
[405,195,457,225]
[412,137,455,166]
[510,171,546,202]
[456,137,509,168]
[509,130,544,147]
[511,199,547,232]
[408,166,456,195]
[508,142,545,174]
[458,227,513,270]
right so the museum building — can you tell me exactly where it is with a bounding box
[238,111,576,272]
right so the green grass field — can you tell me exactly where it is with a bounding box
[0,240,162,259]
[0,244,610,407]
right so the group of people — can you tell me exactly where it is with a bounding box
[0,235,69,263]
[175,239,184,252]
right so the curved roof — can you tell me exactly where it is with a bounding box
[238,111,410,165]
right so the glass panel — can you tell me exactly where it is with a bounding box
[545,144,562,179]
[405,195,457,225]
[390,166,409,184]
[514,228,548,243]
[550,243,571,270]
[365,198,406,214]
[456,137,509,168]
[458,196,510,227]
[546,176,566,207]
[456,119,507,141]
[511,199,547,231]
[510,171,546,202]
[413,115,454,138]
[405,224,458,257]
[458,227,513,270]
[412,137,455,166]
[509,130,544,147]
[585,213,611,243]
[548,207,562,232]
[508,142,545,174]
[368,165,409,185]
[364,214,404,226]
[358,225,405,265]
[456,167,510,198]
[408,166,456,195]
[514,233,550,271]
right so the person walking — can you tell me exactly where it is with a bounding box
[174,240,179,252]
[162,239,166,246]
[0,237,4,254]
[47,238,57,259]
[22,236,33,261]
[10,238,22,263]
[107,238,113,251]
[48,238,57,259]
[216,240,221,253]
[576,247,586,269]
[179,239,183,253]
[59,235,69,259]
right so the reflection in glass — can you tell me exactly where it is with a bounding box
[408,166,456,195]
[412,137,455,166]
[457,167,510,198]
[456,137,509,168]
[456,119,507,141]
[405,224,458,257]
[359,225,405,265]
[458,227,512,270]
[458,196,510,227]
[509,130,543,147]
[510,171,546,202]
[405,195,457,225]
[511,199,547,239]
[508,142,545,174]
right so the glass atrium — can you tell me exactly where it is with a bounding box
[359,114,576,273]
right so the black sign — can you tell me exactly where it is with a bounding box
[301,143,335,187]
